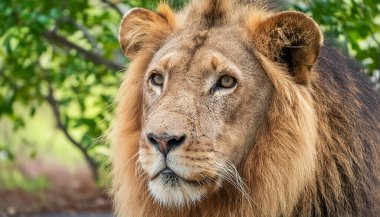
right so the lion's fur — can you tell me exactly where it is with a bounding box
[110,0,380,216]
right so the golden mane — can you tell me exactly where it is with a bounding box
[110,1,380,216]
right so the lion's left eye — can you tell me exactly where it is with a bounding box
[217,75,237,88]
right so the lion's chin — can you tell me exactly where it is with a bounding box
[148,173,206,207]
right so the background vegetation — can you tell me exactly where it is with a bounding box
[0,0,379,206]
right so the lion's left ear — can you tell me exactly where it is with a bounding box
[250,11,323,84]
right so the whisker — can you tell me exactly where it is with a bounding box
[126,152,139,166]
[211,154,258,211]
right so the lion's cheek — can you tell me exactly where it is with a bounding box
[213,125,250,166]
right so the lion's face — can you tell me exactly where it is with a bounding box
[138,27,273,206]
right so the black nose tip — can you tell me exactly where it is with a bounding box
[147,133,186,156]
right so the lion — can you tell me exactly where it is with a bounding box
[110,0,380,216]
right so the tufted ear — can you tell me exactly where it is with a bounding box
[118,4,176,59]
[250,11,323,84]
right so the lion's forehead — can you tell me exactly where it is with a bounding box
[149,27,251,73]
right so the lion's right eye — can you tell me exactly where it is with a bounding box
[150,73,165,86]
[217,75,237,89]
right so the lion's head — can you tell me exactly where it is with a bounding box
[111,0,326,216]
[138,25,274,206]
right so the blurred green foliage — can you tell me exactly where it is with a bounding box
[292,0,380,77]
[0,0,126,180]
[0,0,379,180]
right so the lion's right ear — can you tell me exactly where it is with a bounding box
[248,11,323,85]
[119,4,176,59]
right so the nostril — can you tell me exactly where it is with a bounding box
[147,133,159,148]
[167,135,186,150]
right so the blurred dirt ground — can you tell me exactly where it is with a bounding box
[38,213,112,217]
[0,158,112,217]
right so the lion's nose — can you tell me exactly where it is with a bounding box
[147,133,186,156]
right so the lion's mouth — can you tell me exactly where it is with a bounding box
[147,167,222,207]
[151,167,209,187]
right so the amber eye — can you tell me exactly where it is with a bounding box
[151,73,165,86]
[217,75,236,88]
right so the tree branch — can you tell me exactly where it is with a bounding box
[57,17,103,55]
[43,31,124,72]
[45,83,99,180]
[101,0,123,17]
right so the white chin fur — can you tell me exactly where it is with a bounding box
[148,175,204,207]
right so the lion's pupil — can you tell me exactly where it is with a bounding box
[220,75,235,88]
[152,74,164,86]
